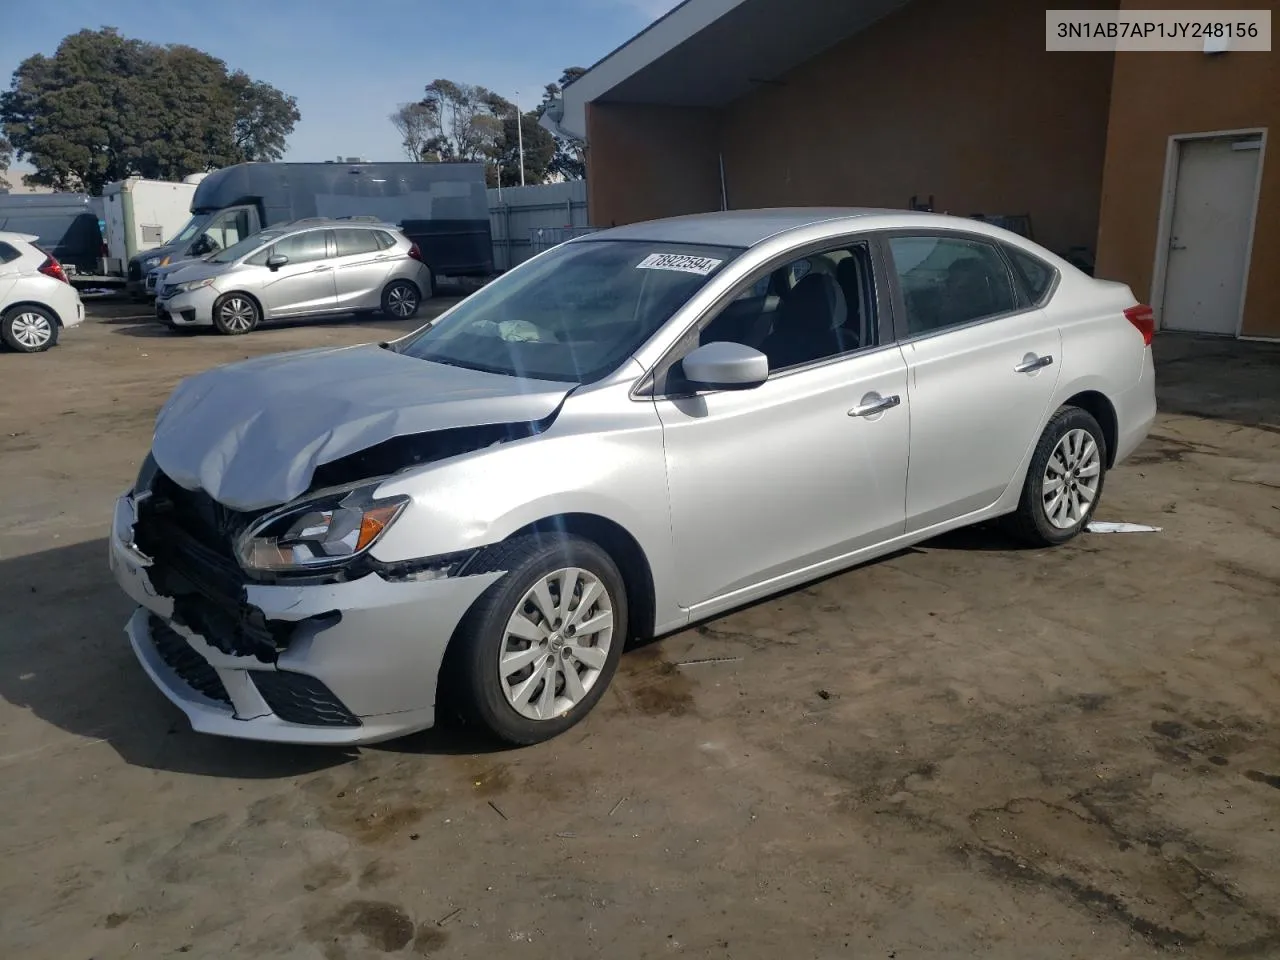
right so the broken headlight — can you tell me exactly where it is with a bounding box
[236,484,409,574]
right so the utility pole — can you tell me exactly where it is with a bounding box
[515,91,526,186]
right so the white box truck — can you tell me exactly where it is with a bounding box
[100,175,204,279]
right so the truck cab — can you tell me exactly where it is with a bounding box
[129,205,260,298]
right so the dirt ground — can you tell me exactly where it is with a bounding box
[1,300,1278,960]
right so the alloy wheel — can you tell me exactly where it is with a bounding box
[219,298,256,332]
[387,284,417,317]
[498,567,615,721]
[10,312,52,349]
[1042,428,1101,530]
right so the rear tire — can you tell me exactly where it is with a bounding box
[1,305,58,353]
[212,293,260,336]
[1004,406,1107,546]
[448,535,628,745]
[381,280,420,319]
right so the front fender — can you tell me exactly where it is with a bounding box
[368,411,674,577]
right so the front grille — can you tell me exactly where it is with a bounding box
[160,284,177,299]
[252,672,361,727]
[149,615,231,705]
[133,475,286,662]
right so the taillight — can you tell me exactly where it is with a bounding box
[407,242,424,263]
[39,255,69,284]
[1124,304,1155,346]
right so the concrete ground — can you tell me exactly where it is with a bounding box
[1,301,1277,960]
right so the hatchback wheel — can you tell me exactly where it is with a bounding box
[449,535,628,745]
[1006,405,1107,546]
[1,306,58,353]
[212,294,261,335]
[381,280,420,319]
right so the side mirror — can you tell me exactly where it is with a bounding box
[680,341,769,391]
[266,254,289,271]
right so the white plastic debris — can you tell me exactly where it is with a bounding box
[1086,521,1162,534]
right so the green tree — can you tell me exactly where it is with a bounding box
[227,71,300,163]
[540,66,587,181]
[490,110,555,187]
[418,79,507,163]
[0,135,11,190]
[0,28,300,193]
[389,101,439,161]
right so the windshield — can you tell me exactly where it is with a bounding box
[395,240,740,383]
[210,229,285,264]
[170,215,206,246]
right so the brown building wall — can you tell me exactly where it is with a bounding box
[1096,0,1278,338]
[585,102,723,228]
[718,0,1115,258]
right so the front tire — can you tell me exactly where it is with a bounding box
[212,293,261,336]
[381,280,420,319]
[1006,406,1107,546]
[1,305,58,353]
[450,535,628,745]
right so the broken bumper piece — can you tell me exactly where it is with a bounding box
[110,492,501,745]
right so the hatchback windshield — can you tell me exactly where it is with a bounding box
[210,229,285,264]
[395,240,741,383]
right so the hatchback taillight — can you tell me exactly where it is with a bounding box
[407,242,424,263]
[39,255,69,284]
[1124,304,1155,346]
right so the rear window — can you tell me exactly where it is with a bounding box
[1004,245,1056,305]
[0,241,21,263]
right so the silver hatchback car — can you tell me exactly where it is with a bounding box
[154,219,433,335]
[111,209,1156,747]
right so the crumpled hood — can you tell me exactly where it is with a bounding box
[152,344,572,511]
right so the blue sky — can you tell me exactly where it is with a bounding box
[0,0,681,175]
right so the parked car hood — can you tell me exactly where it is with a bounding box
[161,260,224,285]
[151,344,573,511]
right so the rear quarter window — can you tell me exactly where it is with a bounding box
[1004,245,1057,305]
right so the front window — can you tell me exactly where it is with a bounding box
[395,240,740,383]
[170,215,205,245]
[210,229,285,264]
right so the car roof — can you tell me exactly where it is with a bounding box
[580,208,1025,249]
[276,217,398,231]
[0,231,40,245]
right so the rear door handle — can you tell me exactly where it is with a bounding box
[313,265,333,272]
[1014,354,1054,373]
[848,393,901,417]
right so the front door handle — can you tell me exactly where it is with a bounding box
[312,265,332,272]
[1014,354,1054,374]
[848,393,901,417]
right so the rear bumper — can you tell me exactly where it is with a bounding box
[109,491,501,745]
[1113,347,1158,466]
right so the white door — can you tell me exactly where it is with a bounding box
[331,228,392,311]
[884,234,1062,532]
[654,240,910,612]
[257,230,337,317]
[1162,136,1262,336]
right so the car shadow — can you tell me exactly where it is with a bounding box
[0,537,520,778]
[0,525,1028,779]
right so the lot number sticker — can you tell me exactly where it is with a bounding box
[636,253,723,276]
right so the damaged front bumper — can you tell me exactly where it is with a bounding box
[109,492,501,745]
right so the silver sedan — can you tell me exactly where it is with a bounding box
[110,208,1156,745]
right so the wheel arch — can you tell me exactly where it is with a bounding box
[1061,389,1118,467]
[479,512,657,643]
[214,289,265,319]
[3,300,63,327]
